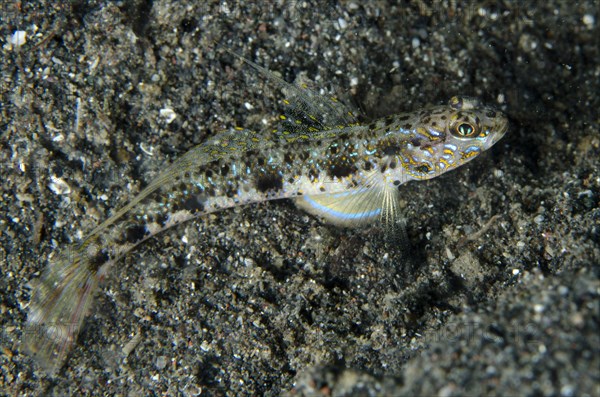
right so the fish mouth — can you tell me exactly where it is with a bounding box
[492,117,509,145]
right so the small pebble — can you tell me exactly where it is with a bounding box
[155,355,167,370]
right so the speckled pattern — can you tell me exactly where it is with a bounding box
[22,78,506,375]
[0,1,598,396]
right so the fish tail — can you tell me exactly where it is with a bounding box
[23,241,104,376]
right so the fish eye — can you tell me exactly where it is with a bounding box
[458,123,474,136]
[452,121,478,138]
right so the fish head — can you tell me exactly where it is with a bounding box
[398,96,508,180]
[444,96,508,151]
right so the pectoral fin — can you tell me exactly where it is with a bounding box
[295,183,400,228]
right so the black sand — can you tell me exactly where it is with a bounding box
[1,1,598,395]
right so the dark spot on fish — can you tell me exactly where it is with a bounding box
[225,188,236,198]
[416,164,431,173]
[205,169,213,178]
[389,161,397,169]
[284,153,294,164]
[220,164,230,176]
[156,212,169,227]
[398,115,410,121]
[179,194,206,213]
[393,180,400,186]
[411,138,422,147]
[88,248,110,272]
[328,161,356,179]
[403,123,412,130]
[382,143,401,156]
[121,224,148,244]
[255,173,283,192]
[364,161,372,171]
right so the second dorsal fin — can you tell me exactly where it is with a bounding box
[225,49,360,136]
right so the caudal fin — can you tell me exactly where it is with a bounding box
[23,244,102,376]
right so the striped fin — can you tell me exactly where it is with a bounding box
[295,182,401,229]
[225,49,360,135]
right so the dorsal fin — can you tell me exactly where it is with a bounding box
[225,49,361,137]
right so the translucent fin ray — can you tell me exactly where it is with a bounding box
[23,245,102,375]
[226,49,360,136]
[296,189,383,227]
[295,172,402,230]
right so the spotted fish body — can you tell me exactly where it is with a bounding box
[24,53,508,375]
